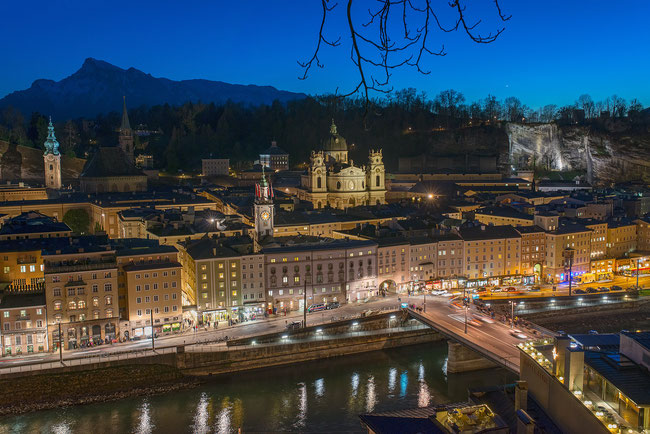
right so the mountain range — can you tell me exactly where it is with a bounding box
[0,58,306,119]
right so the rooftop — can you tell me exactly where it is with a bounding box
[0,293,46,309]
[458,224,521,241]
[81,147,146,178]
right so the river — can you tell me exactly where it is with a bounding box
[0,342,515,433]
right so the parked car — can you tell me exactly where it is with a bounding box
[529,285,541,291]
[611,285,622,291]
[598,287,610,292]
[574,289,586,294]
[505,287,517,292]
[586,287,598,293]
[307,303,326,313]
[326,301,340,310]
[492,287,503,292]
[286,321,302,330]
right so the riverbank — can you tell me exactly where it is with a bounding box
[521,298,650,333]
[0,364,200,416]
[0,327,441,416]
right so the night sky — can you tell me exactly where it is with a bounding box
[2,0,649,107]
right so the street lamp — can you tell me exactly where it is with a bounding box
[563,249,575,296]
[509,301,516,328]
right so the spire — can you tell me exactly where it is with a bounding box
[120,96,131,131]
[260,164,268,187]
[44,116,60,156]
[330,118,337,135]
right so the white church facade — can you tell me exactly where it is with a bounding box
[297,120,386,209]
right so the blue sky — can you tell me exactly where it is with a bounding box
[1,0,649,108]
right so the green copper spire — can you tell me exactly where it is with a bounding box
[43,117,60,156]
[260,164,268,187]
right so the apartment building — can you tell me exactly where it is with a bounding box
[263,239,377,313]
[544,222,592,283]
[515,225,546,281]
[459,225,521,283]
[0,239,48,292]
[581,219,607,260]
[635,217,650,251]
[240,253,265,318]
[43,237,118,350]
[377,238,409,293]
[0,293,48,356]
[606,218,637,258]
[178,236,243,324]
[114,241,183,339]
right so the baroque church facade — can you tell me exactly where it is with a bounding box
[297,120,386,209]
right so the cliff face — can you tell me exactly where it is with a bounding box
[506,122,650,184]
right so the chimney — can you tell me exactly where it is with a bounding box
[515,380,528,411]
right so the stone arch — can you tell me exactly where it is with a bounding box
[111,184,118,192]
[123,183,130,192]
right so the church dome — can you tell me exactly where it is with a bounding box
[321,119,347,151]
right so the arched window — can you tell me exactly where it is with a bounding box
[336,181,341,190]
[376,175,380,187]
[49,164,53,171]
[317,177,322,189]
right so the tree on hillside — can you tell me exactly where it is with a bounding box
[577,94,595,118]
[63,209,90,234]
[299,0,510,117]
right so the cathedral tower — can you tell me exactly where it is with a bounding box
[43,117,61,189]
[309,151,327,193]
[119,96,134,161]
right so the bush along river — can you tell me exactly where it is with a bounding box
[0,341,516,433]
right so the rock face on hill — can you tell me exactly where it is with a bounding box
[0,141,85,184]
[0,58,306,119]
[506,122,650,184]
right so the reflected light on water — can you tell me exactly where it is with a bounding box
[418,362,425,381]
[351,373,359,396]
[294,382,307,429]
[192,393,210,434]
[51,421,73,434]
[400,371,408,398]
[135,400,153,434]
[216,403,231,434]
[365,375,376,413]
[388,367,397,392]
[418,381,431,407]
[442,356,448,376]
[314,378,324,398]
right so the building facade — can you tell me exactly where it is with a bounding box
[0,293,48,356]
[297,121,386,209]
[43,239,119,350]
[202,159,230,177]
[259,141,289,171]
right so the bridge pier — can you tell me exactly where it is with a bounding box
[447,341,497,374]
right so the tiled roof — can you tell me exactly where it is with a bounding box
[81,147,145,178]
[458,224,521,241]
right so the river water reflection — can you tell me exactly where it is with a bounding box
[0,342,515,433]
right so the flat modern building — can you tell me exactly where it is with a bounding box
[259,141,289,171]
[201,158,230,177]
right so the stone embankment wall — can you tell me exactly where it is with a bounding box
[0,328,440,415]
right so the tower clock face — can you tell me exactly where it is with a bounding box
[260,211,270,221]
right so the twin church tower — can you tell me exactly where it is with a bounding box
[43,97,134,190]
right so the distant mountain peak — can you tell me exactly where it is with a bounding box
[1,59,306,119]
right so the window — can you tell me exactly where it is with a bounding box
[68,301,76,310]
[137,309,142,316]
[104,272,111,278]
[53,288,61,297]
[171,282,177,288]
[20,265,26,273]
[92,285,98,293]
[136,297,142,304]
[105,296,113,305]
[54,301,62,311]
[144,284,150,291]
[153,295,159,302]
[153,283,158,290]
[67,288,75,296]
[164,306,169,313]
[171,293,177,300]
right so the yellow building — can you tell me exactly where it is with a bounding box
[119,257,182,339]
[459,225,522,282]
[606,219,637,258]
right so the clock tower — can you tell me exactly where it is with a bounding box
[254,167,274,249]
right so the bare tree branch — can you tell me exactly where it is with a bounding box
[300,0,511,124]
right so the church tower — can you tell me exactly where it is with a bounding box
[309,151,327,193]
[119,96,134,162]
[43,117,61,189]
[367,149,386,205]
[253,167,274,251]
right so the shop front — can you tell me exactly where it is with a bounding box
[242,302,265,321]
